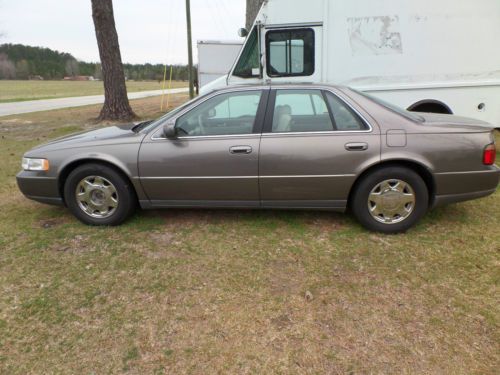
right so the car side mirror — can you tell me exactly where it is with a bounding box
[163,121,177,138]
[238,28,248,38]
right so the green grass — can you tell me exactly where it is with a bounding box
[0,103,499,374]
[0,80,187,103]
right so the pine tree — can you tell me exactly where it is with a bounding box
[91,0,136,121]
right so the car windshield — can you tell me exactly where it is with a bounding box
[139,95,205,133]
[350,88,425,123]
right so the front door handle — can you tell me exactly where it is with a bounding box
[230,146,253,154]
[345,142,368,151]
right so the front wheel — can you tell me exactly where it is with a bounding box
[351,167,429,234]
[64,163,136,226]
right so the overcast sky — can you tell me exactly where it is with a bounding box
[0,0,245,64]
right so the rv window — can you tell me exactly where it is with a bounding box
[266,29,314,77]
[233,27,260,78]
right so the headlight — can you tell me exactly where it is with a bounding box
[22,158,50,171]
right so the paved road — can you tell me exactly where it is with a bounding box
[0,88,189,117]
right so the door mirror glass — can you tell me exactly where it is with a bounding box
[238,28,248,38]
[163,121,177,138]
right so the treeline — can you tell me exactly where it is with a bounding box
[0,44,195,81]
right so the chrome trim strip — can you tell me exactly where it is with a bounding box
[151,133,260,141]
[262,131,371,137]
[435,169,500,176]
[139,174,355,180]
[260,174,355,178]
[140,176,257,180]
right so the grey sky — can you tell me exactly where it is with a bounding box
[0,0,246,64]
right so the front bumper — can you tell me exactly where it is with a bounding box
[16,171,64,206]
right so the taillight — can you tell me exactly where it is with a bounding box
[483,144,496,165]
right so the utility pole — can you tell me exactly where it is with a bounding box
[185,0,195,99]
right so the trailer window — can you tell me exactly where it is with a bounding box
[233,27,260,78]
[266,29,314,77]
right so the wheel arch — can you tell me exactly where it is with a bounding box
[58,158,139,204]
[348,160,436,209]
[407,99,453,115]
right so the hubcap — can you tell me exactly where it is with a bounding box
[367,179,416,224]
[75,176,119,219]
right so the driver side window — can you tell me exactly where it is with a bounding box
[176,91,263,136]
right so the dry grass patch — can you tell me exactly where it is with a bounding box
[0,80,187,103]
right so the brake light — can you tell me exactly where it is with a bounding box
[483,144,496,165]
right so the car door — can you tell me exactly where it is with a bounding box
[259,88,381,209]
[138,88,268,207]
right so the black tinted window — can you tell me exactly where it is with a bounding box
[324,92,368,131]
[266,29,314,77]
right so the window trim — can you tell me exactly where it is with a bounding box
[262,88,373,135]
[265,28,315,78]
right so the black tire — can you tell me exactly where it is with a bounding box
[350,166,429,234]
[64,163,136,226]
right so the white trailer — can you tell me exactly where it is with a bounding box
[202,0,500,124]
[197,40,243,88]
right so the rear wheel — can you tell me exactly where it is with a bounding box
[64,163,136,226]
[351,167,429,233]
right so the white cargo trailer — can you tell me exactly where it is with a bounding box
[202,0,500,124]
[197,40,243,88]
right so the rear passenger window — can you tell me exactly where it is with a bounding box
[324,92,368,131]
[272,90,333,133]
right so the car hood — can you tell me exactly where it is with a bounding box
[418,113,499,131]
[30,123,145,152]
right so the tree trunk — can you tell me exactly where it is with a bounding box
[91,0,136,121]
[246,0,265,30]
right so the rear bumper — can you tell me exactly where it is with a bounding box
[16,171,64,206]
[432,166,499,208]
[433,188,497,208]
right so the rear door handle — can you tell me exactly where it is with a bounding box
[230,146,253,154]
[345,142,368,151]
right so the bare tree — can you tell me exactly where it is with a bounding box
[246,0,265,30]
[91,0,136,121]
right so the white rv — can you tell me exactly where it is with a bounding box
[202,0,500,124]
